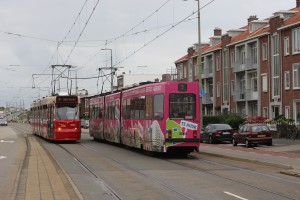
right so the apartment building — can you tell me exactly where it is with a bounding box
[175,1,300,123]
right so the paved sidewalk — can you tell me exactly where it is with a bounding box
[16,136,82,200]
[199,139,300,178]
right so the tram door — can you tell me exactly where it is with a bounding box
[48,105,54,138]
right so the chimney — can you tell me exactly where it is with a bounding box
[214,27,222,36]
[248,15,258,23]
[297,0,300,7]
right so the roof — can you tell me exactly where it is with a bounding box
[175,6,300,62]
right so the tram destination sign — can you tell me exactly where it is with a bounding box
[56,96,78,103]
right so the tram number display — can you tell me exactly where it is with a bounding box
[57,97,77,103]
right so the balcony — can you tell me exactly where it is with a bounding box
[234,89,258,102]
[202,68,213,79]
[234,91,246,102]
[234,58,258,73]
[202,93,213,105]
[245,89,258,100]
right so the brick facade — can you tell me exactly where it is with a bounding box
[175,3,300,123]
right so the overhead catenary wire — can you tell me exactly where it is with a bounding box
[113,0,216,67]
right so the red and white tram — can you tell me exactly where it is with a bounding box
[30,95,81,141]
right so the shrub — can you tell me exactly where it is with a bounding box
[203,114,245,129]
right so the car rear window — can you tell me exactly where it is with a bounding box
[252,125,269,132]
[213,124,232,130]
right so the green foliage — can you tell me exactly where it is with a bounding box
[224,115,245,129]
[203,115,223,126]
[203,114,245,129]
[0,107,5,111]
[273,115,294,125]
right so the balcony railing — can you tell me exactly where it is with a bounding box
[202,68,213,79]
[234,91,246,101]
[234,58,258,72]
[245,89,258,100]
[202,93,213,105]
[234,89,258,101]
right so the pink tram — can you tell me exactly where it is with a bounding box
[89,82,200,155]
[30,95,81,141]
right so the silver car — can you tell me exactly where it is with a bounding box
[0,118,8,126]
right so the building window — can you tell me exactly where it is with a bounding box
[231,52,235,68]
[231,80,235,96]
[177,64,183,80]
[217,82,220,97]
[216,56,220,71]
[223,50,229,101]
[272,34,280,97]
[183,65,187,79]
[237,46,245,65]
[263,107,268,118]
[293,28,300,54]
[250,42,258,65]
[249,72,258,92]
[293,63,300,89]
[284,37,290,56]
[189,59,193,81]
[285,71,290,90]
[262,43,268,61]
[285,106,290,119]
[262,74,268,92]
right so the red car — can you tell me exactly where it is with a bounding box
[233,124,272,148]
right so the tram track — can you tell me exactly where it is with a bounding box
[57,142,196,200]
[9,124,300,199]
[56,143,123,200]
[165,154,299,200]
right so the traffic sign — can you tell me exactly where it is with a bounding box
[199,89,204,97]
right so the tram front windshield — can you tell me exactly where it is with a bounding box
[169,93,196,119]
[56,104,79,120]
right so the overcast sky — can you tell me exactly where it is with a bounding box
[0,0,296,108]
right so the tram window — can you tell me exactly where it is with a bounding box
[56,105,79,120]
[154,94,164,120]
[145,95,153,120]
[169,93,196,119]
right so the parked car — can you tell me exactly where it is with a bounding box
[200,124,236,144]
[0,118,8,126]
[233,124,272,148]
[81,119,89,129]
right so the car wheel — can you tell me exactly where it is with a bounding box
[232,138,237,146]
[209,136,214,144]
[245,139,251,148]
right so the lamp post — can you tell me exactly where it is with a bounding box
[196,0,203,129]
[101,48,113,93]
[184,0,202,128]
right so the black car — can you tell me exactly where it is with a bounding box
[200,124,235,144]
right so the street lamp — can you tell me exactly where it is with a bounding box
[101,48,113,93]
[184,0,202,128]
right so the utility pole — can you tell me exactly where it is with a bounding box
[197,0,203,128]
[101,48,113,93]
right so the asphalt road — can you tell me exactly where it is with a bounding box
[4,124,300,200]
[0,125,26,200]
[44,132,300,200]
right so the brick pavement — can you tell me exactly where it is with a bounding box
[15,136,82,200]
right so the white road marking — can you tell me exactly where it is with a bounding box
[279,156,288,158]
[0,140,15,143]
[0,156,7,160]
[224,191,248,200]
